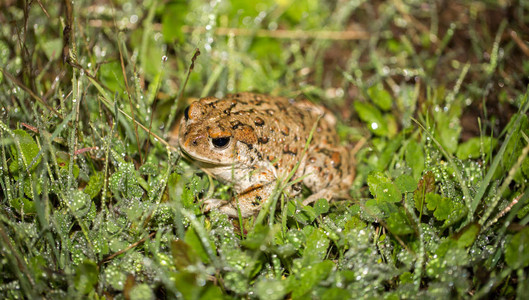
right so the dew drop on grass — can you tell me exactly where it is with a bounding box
[356,275,362,280]
[242,16,252,26]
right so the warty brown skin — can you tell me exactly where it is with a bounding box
[172,92,355,217]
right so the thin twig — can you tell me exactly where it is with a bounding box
[182,26,370,40]
[0,68,61,117]
[88,20,369,40]
[510,30,529,57]
[99,232,156,265]
[35,0,50,18]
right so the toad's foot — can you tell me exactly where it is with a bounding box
[203,198,257,218]
[301,189,334,206]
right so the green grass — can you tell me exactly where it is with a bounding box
[1,0,529,298]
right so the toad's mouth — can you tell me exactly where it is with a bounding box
[178,146,234,167]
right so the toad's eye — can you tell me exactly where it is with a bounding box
[184,106,190,120]
[211,137,231,148]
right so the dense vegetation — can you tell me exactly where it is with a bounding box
[1,0,528,298]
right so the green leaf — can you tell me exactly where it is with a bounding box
[99,61,125,95]
[199,284,225,300]
[522,155,529,178]
[302,228,329,266]
[395,174,417,193]
[181,185,195,208]
[290,260,334,299]
[354,102,389,136]
[344,215,367,233]
[399,272,413,284]
[425,193,447,219]
[9,129,41,173]
[185,227,213,264]
[84,172,104,199]
[377,134,404,170]
[433,103,462,154]
[385,114,399,137]
[171,240,198,270]
[109,162,143,200]
[139,162,158,176]
[452,223,481,248]
[129,284,155,300]
[242,223,270,250]
[314,198,330,216]
[386,208,414,235]
[367,83,393,111]
[367,171,391,195]
[70,190,91,216]
[456,136,497,159]
[0,40,9,70]
[505,227,529,269]
[301,205,318,223]
[405,140,425,181]
[377,182,402,203]
[426,240,469,277]
[518,202,529,219]
[425,193,467,226]
[367,172,402,203]
[9,197,36,215]
[254,279,288,300]
[413,171,435,212]
[74,260,98,294]
[172,271,201,299]
[56,151,80,179]
[42,38,62,60]
[284,229,305,251]
[321,287,351,300]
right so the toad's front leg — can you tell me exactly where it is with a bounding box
[203,183,275,218]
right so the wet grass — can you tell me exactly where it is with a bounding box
[1,0,529,298]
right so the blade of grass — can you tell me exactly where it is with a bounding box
[254,115,321,227]
[470,93,529,217]
[200,64,225,98]
[180,209,220,268]
[411,117,473,220]
[481,135,529,230]
[165,48,201,134]
[143,58,165,162]
[117,32,143,164]
[0,222,37,297]
[88,77,176,151]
